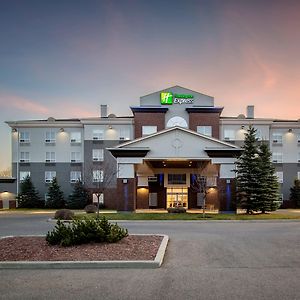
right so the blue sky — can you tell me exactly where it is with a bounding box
[1,0,300,170]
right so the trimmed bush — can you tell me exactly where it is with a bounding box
[46,216,128,247]
[54,209,74,220]
[167,207,186,213]
[84,204,97,214]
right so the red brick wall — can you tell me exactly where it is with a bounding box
[189,112,220,138]
[134,112,165,138]
[116,179,136,211]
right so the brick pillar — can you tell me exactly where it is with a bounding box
[116,178,136,211]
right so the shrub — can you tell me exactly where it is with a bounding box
[46,216,128,247]
[167,207,186,213]
[84,204,97,214]
[54,209,74,220]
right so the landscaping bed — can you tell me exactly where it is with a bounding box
[0,235,163,261]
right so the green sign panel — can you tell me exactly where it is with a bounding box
[160,92,173,105]
[160,92,194,105]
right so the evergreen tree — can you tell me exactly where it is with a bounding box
[235,126,261,213]
[17,175,44,208]
[66,180,89,209]
[257,143,280,212]
[46,177,65,208]
[290,179,300,207]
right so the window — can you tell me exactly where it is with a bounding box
[297,134,300,143]
[19,132,30,143]
[206,176,218,187]
[272,133,283,144]
[71,152,81,163]
[168,174,186,185]
[45,171,56,183]
[93,193,104,205]
[272,152,283,163]
[93,170,104,182]
[298,172,300,180]
[20,171,30,182]
[70,171,81,183]
[92,149,104,161]
[70,132,81,143]
[20,152,30,162]
[224,129,235,140]
[45,152,55,163]
[45,131,56,143]
[276,172,283,183]
[298,152,300,163]
[255,129,262,141]
[197,126,212,137]
[93,129,104,140]
[142,126,157,136]
[119,128,130,140]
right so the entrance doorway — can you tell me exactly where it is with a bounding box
[166,187,188,209]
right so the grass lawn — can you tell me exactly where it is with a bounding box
[74,212,300,221]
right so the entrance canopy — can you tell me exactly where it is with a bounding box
[108,126,241,179]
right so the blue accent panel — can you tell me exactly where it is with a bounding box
[191,174,196,184]
[159,174,163,186]
[124,184,128,211]
[226,182,231,211]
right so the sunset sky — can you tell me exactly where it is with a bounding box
[1,0,300,170]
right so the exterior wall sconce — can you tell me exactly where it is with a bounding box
[59,128,65,132]
[288,128,292,133]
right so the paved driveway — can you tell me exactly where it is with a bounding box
[0,213,300,300]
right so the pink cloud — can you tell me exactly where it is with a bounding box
[0,93,50,114]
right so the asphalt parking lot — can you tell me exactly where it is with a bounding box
[0,213,300,300]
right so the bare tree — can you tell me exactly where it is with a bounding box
[85,152,117,217]
[0,167,12,177]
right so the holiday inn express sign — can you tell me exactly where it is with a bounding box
[160,92,194,105]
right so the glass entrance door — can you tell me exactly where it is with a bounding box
[167,187,188,209]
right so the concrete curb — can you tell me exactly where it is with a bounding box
[0,234,169,269]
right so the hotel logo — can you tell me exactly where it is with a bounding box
[160,92,173,105]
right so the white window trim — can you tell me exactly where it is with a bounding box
[93,170,104,182]
[45,152,56,163]
[71,152,81,163]
[142,126,157,137]
[20,152,30,163]
[45,171,56,183]
[272,153,283,163]
[45,131,56,143]
[276,172,283,183]
[20,171,31,182]
[272,133,283,144]
[93,129,104,140]
[224,129,235,141]
[70,132,82,143]
[19,132,30,143]
[92,149,104,161]
[70,171,82,183]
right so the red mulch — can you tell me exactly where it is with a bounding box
[0,235,163,261]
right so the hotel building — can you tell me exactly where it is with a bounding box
[1,86,300,210]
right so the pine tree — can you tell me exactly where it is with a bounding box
[46,177,65,208]
[66,180,89,209]
[17,175,44,208]
[235,126,261,213]
[290,179,300,207]
[257,143,280,212]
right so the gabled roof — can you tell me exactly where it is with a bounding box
[116,126,239,149]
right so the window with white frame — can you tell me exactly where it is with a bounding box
[71,152,81,163]
[70,132,81,143]
[297,134,300,143]
[45,131,56,143]
[20,171,30,182]
[197,126,212,137]
[93,129,104,140]
[92,149,104,161]
[70,171,81,183]
[45,152,56,163]
[19,131,30,143]
[224,129,235,140]
[298,172,300,180]
[142,126,157,136]
[272,133,283,144]
[93,170,104,182]
[93,193,104,205]
[272,152,283,163]
[20,152,30,162]
[119,127,130,140]
[275,171,283,183]
[255,129,262,141]
[45,171,56,183]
